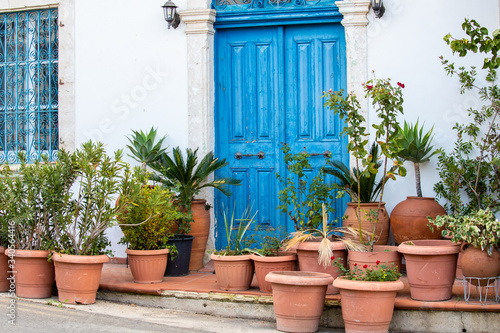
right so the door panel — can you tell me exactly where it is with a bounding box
[215,24,347,249]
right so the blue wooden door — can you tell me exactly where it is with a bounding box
[215,23,347,249]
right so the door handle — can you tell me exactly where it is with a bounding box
[308,150,331,158]
[234,151,265,160]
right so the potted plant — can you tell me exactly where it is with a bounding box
[117,166,184,284]
[277,145,347,294]
[429,210,500,286]
[323,77,407,250]
[210,205,256,291]
[332,257,404,333]
[0,150,77,299]
[126,127,168,170]
[390,120,445,244]
[52,141,126,305]
[249,226,297,293]
[149,146,241,270]
[0,166,12,292]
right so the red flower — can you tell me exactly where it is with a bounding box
[376,260,381,265]
[366,85,373,90]
[363,264,368,269]
[331,256,335,260]
[329,88,333,92]
[353,263,357,267]
[397,82,405,88]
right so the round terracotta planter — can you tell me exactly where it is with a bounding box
[250,253,297,293]
[189,199,211,270]
[348,245,402,273]
[460,245,500,286]
[210,254,254,291]
[343,202,390,245]
[53,253,110,304]
[398,240,460,301]
[266,271,334,333]
[390,196,446,244]
[10,249,54,298]
[126,248,169,284]
[0,246,10,292]
[296,240,346,295]
[333,277,404,333]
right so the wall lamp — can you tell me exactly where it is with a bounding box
[372,0,385,18]
[162,1,181,29]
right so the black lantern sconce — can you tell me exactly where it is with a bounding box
[372,0,385,19]
[162,1,181,29]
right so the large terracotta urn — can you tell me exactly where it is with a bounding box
[343,202,390,245]
[266,271,333,333]
[188,199,210,270]
[390,196,445,244]
[461,245,500,286]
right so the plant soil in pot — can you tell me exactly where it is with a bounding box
[0,246,9,292]
[165,234,194,277]
[461,245,500,286]
[398,239,460,301]
[266,271,333,333]
[348,245,402,273]
[250,253,297,293]
[296,240,346,295]
[126,248,169,283]
[390,196,445,244]
[10,249,54,298]
[53,253,109,304]
[333,277,404,333]
[210,254,254,291]
[343,202,390,245]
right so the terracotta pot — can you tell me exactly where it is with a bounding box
[210,254,254,291]
[456,250,464,280]
[333,277,404,333]
[398,240,460,301]
[461,245,500,286]
[10,249,54,298]
[348,245,402,273]
[189,199,210,270]
[343,202,390,245]
[126,248,169,284]
[266,271,334,333]
[296,240,346,294]
[53,253,110,304]
[390,196,446,244]
[250,253,297,293]
[0,246,10,292]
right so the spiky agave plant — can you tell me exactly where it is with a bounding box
[126,127,168,170]
[393,120,438,197]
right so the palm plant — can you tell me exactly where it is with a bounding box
[325,142,383,203]
[393,120,438,197]
[126,127,168,170]
[149,146,241,208]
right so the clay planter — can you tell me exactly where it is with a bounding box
[343,202,390,245]
[126,248,169,284]
[250,253,297,293]
[0,246,9,292]
[333,277,404,333]
[348,245,402,273]
[296,240,346,294]
[266,271,334,333]
[398,240,460,301]
[189,199,210,270]
[460,245,500,286]
[9,249,54,298]
[211,254,254,291]
[390,196,446,244]
[53,253,110,304]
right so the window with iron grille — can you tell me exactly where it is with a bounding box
[0,8,59,164]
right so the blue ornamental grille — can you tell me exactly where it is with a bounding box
[0,9,59,164]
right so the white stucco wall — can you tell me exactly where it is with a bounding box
[73,0,189,257]
[366,0,499,214]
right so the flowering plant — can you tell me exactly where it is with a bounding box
[332,256,401,282]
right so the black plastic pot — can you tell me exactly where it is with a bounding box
[165,234,195,277]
